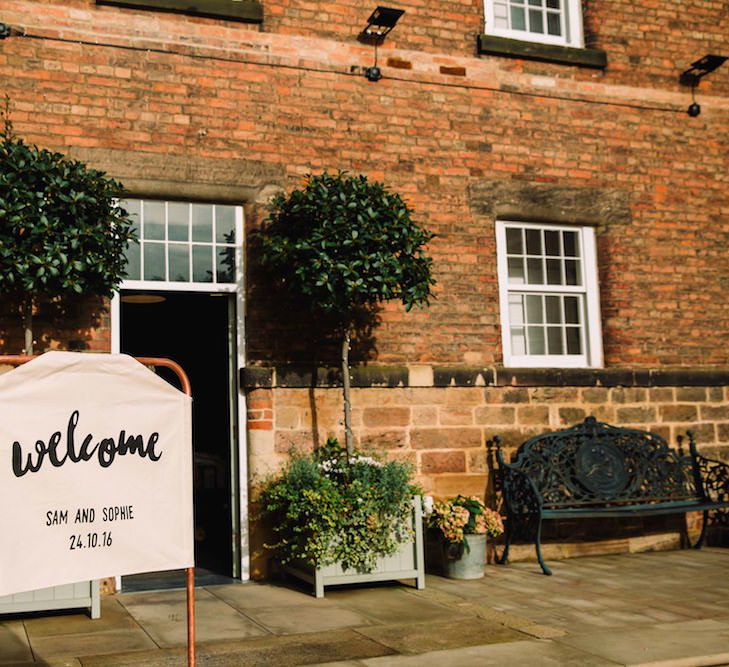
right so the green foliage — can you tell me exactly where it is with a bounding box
[260,172,435,318]
[0,135,136,298]
[429,495,504,557]
[258,438,419,572]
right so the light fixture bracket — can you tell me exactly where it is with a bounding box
[359,6,404,45]
[679,54,727,87]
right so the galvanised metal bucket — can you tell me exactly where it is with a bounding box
[443,534,486,579]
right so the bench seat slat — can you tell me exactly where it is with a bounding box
[542,499,729,519]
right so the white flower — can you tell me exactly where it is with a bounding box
[422,495,434,515]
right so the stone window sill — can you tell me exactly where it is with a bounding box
[96,0,263,23]
[478,34,607,69]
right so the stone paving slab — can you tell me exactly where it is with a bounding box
[324,587,464,625]
[354,616,524,655]
[313,639,621,666]
[117,588,268,647]
[0,620,33,664]
[80,629,396,667]
[1,549,728,665]
[554,618,729,666]
[30,628,156,662]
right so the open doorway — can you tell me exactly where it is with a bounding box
[119,290,237,590]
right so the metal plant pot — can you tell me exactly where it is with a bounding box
[443,533,486,579]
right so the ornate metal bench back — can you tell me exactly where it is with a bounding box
[508,417,697,508]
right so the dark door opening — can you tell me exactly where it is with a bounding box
[120,290,236,590]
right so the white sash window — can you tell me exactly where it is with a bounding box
[485,0,584,48]
[496,221,602,368]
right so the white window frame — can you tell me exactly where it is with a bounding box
[495,220,603,368]
[111,198,250,585]
[485,0,584,48]
[121,199,243,293]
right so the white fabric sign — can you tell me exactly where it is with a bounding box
[0,351,194,597]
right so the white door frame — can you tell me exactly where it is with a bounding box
[110,205,249,585]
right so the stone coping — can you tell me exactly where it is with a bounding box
[477,34,607,69]
[241,365,729,389]
[96,0,264,23]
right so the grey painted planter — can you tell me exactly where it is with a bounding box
[0,580,100,618]
[444,534,487,580]
[283,496,426,598]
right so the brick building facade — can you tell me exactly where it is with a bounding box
[1,0,728,580]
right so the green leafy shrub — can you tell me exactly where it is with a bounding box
[258,438,420,572]
[260,172,435,455]
[0,105,136,353]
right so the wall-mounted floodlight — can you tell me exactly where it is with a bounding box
[359,6,405,82]
[0,23,12,39]
[679,54,727,117]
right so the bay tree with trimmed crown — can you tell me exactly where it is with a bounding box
[0,101,136,354]
[261,172,436,456]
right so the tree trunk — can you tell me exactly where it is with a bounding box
[23,297,33,356]
[341,328,354,458]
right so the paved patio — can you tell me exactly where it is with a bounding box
[1,549,728,666]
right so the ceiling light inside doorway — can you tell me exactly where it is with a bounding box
[121,294,167,304]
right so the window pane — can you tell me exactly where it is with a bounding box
[168,203,189,242]
[565,259,581,286]
[547,327,564,354]
[526,229,542,255]
[546,258,562,285]
[545,295,561,323]
[564,296,580,324]
[546,0,560,7]
[528,0,542,5]
[506,228,523,254]
[192,204,213,242]
[509,294,524,325]
[526,294,543,323]
[124,241,141,280]
[511,327,527,355]
[192,245,213,283]
[547,12,561,35]
[122,199,141,235]
[510,5,526,29]
[529,9,544,33]
[527,258,544,284]
[566,327,582,354]
[144,201,165,241]
[527,327,545,354]
[216,206,237,244]
[563,230,579,257]
[508,257,525,284]
[168,244,189,282]
[216,246,235,283]
[544,230,560,256]
[144,242,165,281]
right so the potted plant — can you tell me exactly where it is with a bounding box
[429,496,504,579]
[257,438,425,597]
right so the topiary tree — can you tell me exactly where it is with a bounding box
[0,101,136,354]
[261,172,436,456]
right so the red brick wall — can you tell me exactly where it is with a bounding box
[3,0,728,570]
[0,1,728,366]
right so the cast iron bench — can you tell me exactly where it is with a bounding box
[493,416,729,575]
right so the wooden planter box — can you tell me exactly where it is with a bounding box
[283,497,426,598]
[0,581,100,618]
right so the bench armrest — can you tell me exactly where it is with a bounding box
[492,436,542,516]
[689,432,729,504]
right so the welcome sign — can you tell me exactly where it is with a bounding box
[0,352,194,597]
